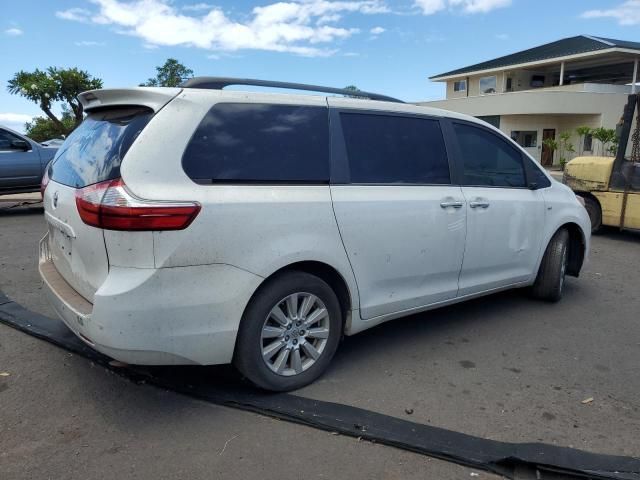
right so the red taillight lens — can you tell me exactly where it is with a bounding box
[75,178,200,231]
[41,168,50,199]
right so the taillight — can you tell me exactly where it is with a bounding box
[41,167,50,199]
[75,178,200,231]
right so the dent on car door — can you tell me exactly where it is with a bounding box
[452,122,546,296]
[0,129,41,188]
[329,109,466,320]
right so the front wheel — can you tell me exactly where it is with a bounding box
[530,228,569,302]
[233,271,342,392]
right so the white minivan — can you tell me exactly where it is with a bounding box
[39,78,590,391]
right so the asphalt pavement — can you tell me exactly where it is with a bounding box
[1,206,638,480]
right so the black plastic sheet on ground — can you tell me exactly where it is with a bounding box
[1,290,639,480]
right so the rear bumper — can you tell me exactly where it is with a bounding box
[39,234,262,365]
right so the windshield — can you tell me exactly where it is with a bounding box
[48,107,153,188]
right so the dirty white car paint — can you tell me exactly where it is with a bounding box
[39,85,591,371]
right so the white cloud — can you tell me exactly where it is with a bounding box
[75,40,106,46]
[4,27,23,36]
[0,113,33,124]
[182,3,213,12]
[495,32,508,40]
[0,113,36,133]
[55,7,92,22]
[414,0,510,15]
[582,0,640,25]
[370,26,385,34]
[56,0,389,56]
[414,0,446,14]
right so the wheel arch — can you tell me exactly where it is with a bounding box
[249,261,355,334]
[559,222,586,277]
[574,190,600,204]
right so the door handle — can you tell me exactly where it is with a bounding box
[440,201,464,209]
[469,201,490,209]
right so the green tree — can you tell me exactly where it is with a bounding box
[542,137,559,165]
[343,85,364,99]
[575,126,592,156]
[591,127,618,156]
[7,67,103,135]
[557,131,575,170]
[141,58,194,87]
[24,108,75,142]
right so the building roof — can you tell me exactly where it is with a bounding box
[430,35,640,80]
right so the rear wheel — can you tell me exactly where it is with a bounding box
[530,228,569,302]
[234,271,342,392]
[582,196,602,234]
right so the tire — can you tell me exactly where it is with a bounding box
[583,196,602,234]
[530,228,569,302]
[233,271,342,392]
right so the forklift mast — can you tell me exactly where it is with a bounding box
[611,94,640,229]
[614,94,639,167]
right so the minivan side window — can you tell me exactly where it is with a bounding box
[454,122,526,188]
[339,113,450,184]
[182,103,329,184]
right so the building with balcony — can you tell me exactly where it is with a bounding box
[421,35,639,166]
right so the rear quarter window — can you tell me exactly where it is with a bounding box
[48,107,153,188]
[182,103,329,184]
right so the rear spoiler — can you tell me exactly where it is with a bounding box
[78,87,182,113]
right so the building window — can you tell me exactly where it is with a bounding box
[530,75,545,88]
[511,130,538,148]
[479,76,497,94]
[453,80,467,92]
[583,134,593,152]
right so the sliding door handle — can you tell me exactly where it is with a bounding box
[469,201,490,209]
[440,201,464,209]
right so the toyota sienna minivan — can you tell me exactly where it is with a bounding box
[39,78,590,391]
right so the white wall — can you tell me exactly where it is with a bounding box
[500,114,601,163]
[423,90,628,118]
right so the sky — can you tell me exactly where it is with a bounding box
[1,0,638,133]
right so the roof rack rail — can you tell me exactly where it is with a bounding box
[180,77,404,103]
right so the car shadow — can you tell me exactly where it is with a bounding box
[153,286,552,391]
[595,226,640,242]
[0,202,43,216]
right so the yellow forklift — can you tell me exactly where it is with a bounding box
[563,94,640,233]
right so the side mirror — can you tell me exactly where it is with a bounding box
[11,140,30,151]
[528,182,538,190]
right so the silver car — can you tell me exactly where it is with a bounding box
[0,126,57,195]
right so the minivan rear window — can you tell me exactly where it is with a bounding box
[182,103,329,184]
[48,107,153,188]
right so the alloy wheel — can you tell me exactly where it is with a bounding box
[261,292,331,376]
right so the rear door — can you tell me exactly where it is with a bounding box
[450,121,546,296]
[0,128,42,189]
[44,107,154,301]
[329,106,466,319]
